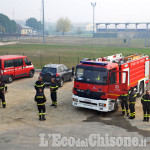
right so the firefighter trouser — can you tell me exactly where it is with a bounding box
[51,92,57,106]
[143,105,150,120]
[129,103,135,118]
[121,100,129,114]
[37,105,46,117]
[0,93,6,108]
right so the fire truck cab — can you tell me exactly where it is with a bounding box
[72,53,149,112]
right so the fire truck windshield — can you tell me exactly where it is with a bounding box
[75,66,108,85]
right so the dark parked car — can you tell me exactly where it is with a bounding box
[40,64,74,87]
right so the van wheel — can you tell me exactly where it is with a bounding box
[28,70,34,78]
[59,78,64,87]
[137,82,144,97]
[7,76,13,83]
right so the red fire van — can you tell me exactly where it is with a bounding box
[0,55,34,83]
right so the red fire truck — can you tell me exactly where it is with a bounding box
[72,53,150,112]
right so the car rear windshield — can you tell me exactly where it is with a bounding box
[42,67,56,74]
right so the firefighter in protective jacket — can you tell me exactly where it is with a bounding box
[34,88,47,121]
[119,93,129,116]
[50,78,58,108]
[35,76,45,93]
[141,90,150,122]
[129,87,137,119]
[0,79,7,108]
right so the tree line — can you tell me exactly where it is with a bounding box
[0,13,72,35]
[0,14,17,34]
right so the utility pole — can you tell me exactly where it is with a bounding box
[91,2,96,38]
[42,0,45,43]
[13,9,14,20]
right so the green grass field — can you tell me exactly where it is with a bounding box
[0,43,150,69]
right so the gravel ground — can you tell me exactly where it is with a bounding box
[0,72,150,150]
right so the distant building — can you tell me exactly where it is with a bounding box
[85,23,96,32]
[21,26,33,36]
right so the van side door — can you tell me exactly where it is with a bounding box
[14,58,27,78]
[23,57,32,75]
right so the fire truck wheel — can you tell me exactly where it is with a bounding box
[7,75,13,83]
[59,78,64,87]
[138,82,144,97]
[113,100,119,112]
[28,70,34,78]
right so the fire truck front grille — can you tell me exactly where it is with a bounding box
[75,89,105,100]
[79,101,97,106]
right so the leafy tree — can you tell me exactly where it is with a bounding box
[0,13,17,33]
[0,24,5,33]
[56,17,71,34]
[26,18,42,30]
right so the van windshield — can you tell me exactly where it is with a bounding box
[75,65,108,85]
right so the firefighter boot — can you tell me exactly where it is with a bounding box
[129,113,134,119]
[39,115,42,121]
[132,112,135,119]
[2,102,6,108]
[42,114,46,121]
[129,116,133,119]
[147,115,149,122]
[143,114,146,121]
[50,102,55,106]
[126,110,129,116]
[143,117,147,122]
[121,111,125,116]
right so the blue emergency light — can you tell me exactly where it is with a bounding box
[80,61,108,66]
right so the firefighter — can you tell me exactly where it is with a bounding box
[0,78,7,108]
[35,76,45,93]
[141,90,150,122]
[119,93,129,116]
[50,78,58,108]
[129,87,137,119]
[34,88,46,121]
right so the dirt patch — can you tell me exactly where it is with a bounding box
[0,42,18,46]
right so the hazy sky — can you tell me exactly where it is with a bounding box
[0,0,150,23]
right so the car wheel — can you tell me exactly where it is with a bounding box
[7,75,13,83]
[28,70,34,78]
[59,78,64,87]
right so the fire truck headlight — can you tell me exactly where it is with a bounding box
[73,98,78,102]
[99,103,106,107]
[1,70,4,74]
